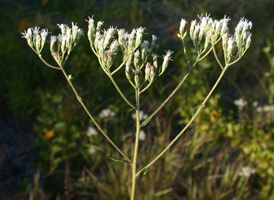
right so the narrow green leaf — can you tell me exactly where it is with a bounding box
[110,157,131,164]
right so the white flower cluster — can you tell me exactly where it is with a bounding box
[178,14,230,53]
[178,14,252,65]
[256,105,274,113]
[86,126,98,137]
[131,110,148,121]
[50,23,83,65]
[22,23,83,66]
[22,27,48,54]
[99,108,116,119]
[239,166,256,178]
[234,98,247,111]
[86,16,172,90]
[222,17,252,65]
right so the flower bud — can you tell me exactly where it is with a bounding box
[118,29,127,49]
[24,28,33,48]
[50,36,57,53]
[160,50,173,75]
[134,70,141,88]
[87,16,95,43]
[245,33,252,50]
[134,50,140,69]
[110,40,119,54]
[152,54,158,70]
[150,35,158,50]
[125,61,132,81]
[145,62,150,81]
[40,29,48,51]
[128,29,136,51]
[140,41,150,60]
[135,27,145,48]
[35,34,41,53]
[96,21,104,31]
[104,27,115,49]
[58,24,66,35]
[179,18,187,37]
[227,37,234,63]
[190,20,196,39]
[149,64,155,82]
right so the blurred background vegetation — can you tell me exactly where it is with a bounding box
[0,0,274,199]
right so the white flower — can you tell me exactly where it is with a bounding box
[256,105,274,113]
[99,108,116,119]
[131,110,148,121]
[239,166,256,177]
[234,98,247,110]
[87,126,98,137]
[88,147,96,154]
[139,130,146,141]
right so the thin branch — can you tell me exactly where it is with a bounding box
[59,64,131,163]
[137,65,228,176]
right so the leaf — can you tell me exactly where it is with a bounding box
[141,117,151,127]
[141,167,150,176]
[110,157,131,164]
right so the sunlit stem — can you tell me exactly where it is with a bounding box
[131,88,140,200]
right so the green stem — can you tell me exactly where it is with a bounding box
[141,43,216,127]
[111,61,125,75]
[141,57,199,127]
[137,65,228,176]
[213,45,224,70]
[59,64,131,163]
[38,54,61,70]
[108,74,136,109]
[131,88,140,200]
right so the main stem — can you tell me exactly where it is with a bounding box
[131,88,140,200]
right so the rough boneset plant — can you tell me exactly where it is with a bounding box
[22,14,252,199]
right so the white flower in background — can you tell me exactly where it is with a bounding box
[99,108,116,119]
[139,130,146,141]
[131,110,148,121]
[88,146,96,154]
[234,98,247,111]
[256,105,274,113]
[87,126,98,137]
[239,166,256,177]
[252,101,258,107]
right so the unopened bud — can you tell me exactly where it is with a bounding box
[134,50,140,68]
[145,62,150,81]
[152,54,158,70]
[179,18,187,37]
[96,21,104,31]
[190,20,196,39]
[40,29,48,51]
[118,29,127,49]
[135,27,145,48]
[58,24,66,35]
[128,29,136,51]
[50,36,57,53]
[35,34,41,52]
[104,27,115,49]
[150,35,158,50]
[161,50,173,75]
[245,33,252,50]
